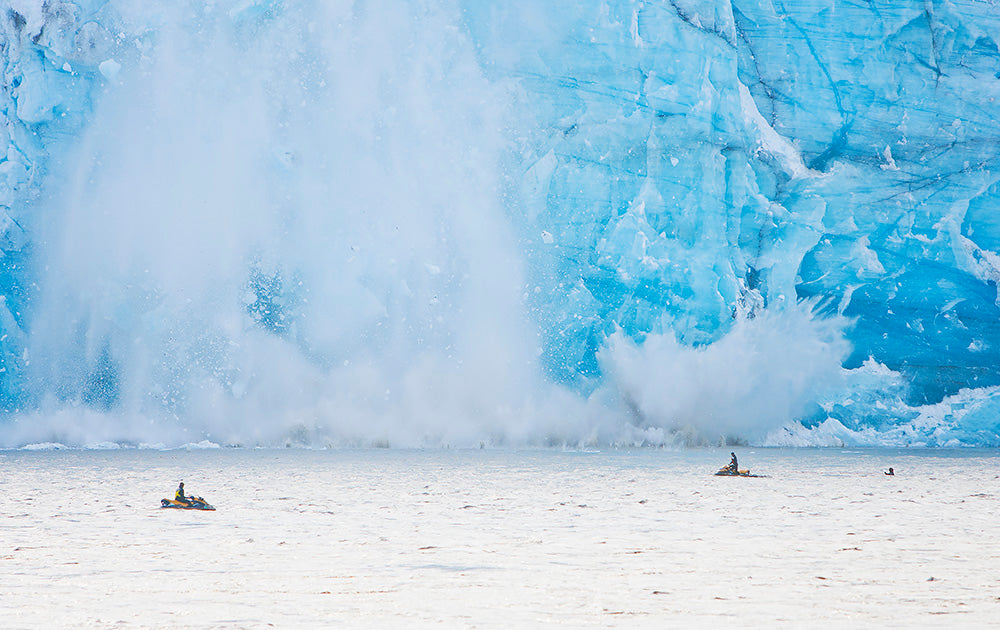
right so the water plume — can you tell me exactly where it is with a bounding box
[596,302,852,445]
[18,0,557,447]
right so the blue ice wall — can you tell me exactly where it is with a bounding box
[464,1,1000,401]
[1,0,999,446]
[1,0,109,410]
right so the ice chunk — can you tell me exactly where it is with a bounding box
[99,58,121,80]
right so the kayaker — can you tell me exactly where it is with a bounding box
[884,467,894,476]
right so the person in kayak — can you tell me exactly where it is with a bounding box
[884,467,894,476]
[728,452,738,473]
[175,481,190,505]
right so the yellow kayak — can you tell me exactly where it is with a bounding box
[160,496,215,510]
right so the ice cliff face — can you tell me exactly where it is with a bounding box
[1,0,107,409]
[1,0,999,447]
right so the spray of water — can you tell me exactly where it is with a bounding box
[15,0,574,447]
[595,302,852,445]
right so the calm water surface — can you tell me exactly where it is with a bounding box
[2,448,998,628]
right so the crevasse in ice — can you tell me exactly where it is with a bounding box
[1,0,999,447]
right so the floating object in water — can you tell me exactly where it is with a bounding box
[714,466,766,478]
[160,496,215,510]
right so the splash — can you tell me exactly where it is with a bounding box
[596,303,852,445]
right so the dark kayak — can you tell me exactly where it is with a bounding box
[714,467,766,477]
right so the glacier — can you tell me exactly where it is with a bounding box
[1,0,1000,448]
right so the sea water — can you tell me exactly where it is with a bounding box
[2,448,998,628]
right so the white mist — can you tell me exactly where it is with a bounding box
[22,0,552,446]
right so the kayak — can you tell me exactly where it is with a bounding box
[714,467,765,477]
[161,496,215,510]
